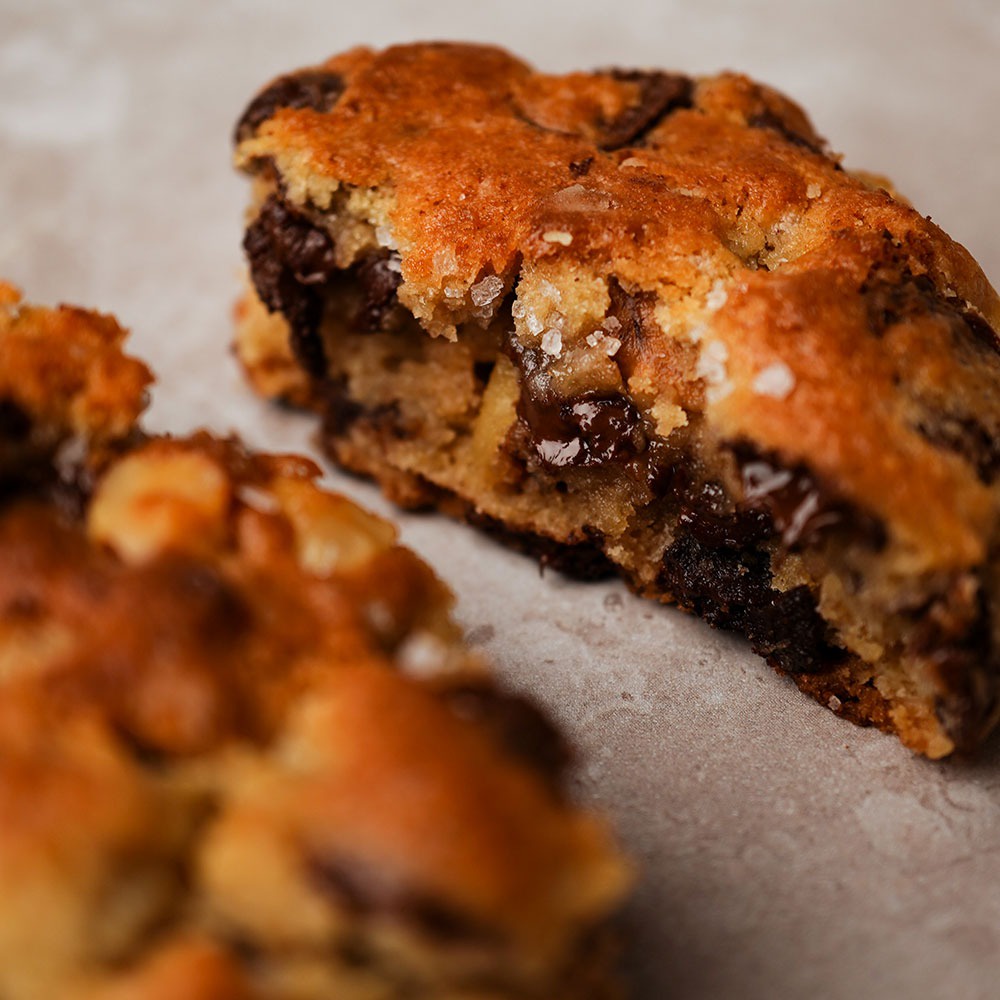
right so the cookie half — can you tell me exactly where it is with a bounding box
[0,286,629,1000]
[233,42,1000,758]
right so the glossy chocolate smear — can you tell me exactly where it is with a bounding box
[599,70,693,150]
[243,195,339,377]
[234,69,345,143]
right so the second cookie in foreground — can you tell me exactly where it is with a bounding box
[0,285,629,1000]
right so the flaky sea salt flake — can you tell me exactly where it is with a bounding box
[697,340,732,403]
[752,361,796,400]
[470,274,504,307]
[541,329,563,356]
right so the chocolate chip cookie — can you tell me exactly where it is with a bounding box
[0,286,629,999]
[233,42,1000,758]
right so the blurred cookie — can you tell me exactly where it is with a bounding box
[0,287,629,999]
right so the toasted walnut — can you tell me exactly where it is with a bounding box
[271,478,396,575]
[88,447,232,563]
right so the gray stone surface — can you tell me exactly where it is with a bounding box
[3,3,1000,997]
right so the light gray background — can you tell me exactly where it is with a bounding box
[3,3,1000,997]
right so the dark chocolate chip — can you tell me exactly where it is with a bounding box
[746,109,824,155]
[243,195,339,377]
[353,253,403,332]
[598,70,694,150]
[441,682,571,789]
[322,377,365,434]
[744,584,841,674]
[234,69,345,144]
[569,156,593,178]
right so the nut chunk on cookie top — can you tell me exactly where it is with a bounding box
[234,42,1000,758]
[0,287,629,1000]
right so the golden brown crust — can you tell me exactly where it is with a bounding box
[236,43,1000,572]
[0,290,629,999]
[234,43,1000,758]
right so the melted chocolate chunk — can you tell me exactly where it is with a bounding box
[504,336,646,469]
[746,109,824,155]
[234,69,345,143]
[734,445,885,549]
[658,531,845,674]
[599,70,694,150]
[678,481,771,549]
[243,195,339,377]
[740,456,844,547]
[441,682,571,790]
[353,253,402,332]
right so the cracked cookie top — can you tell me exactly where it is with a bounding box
[235,42,1000,574]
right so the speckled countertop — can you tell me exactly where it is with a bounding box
[4,3,1000,997]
